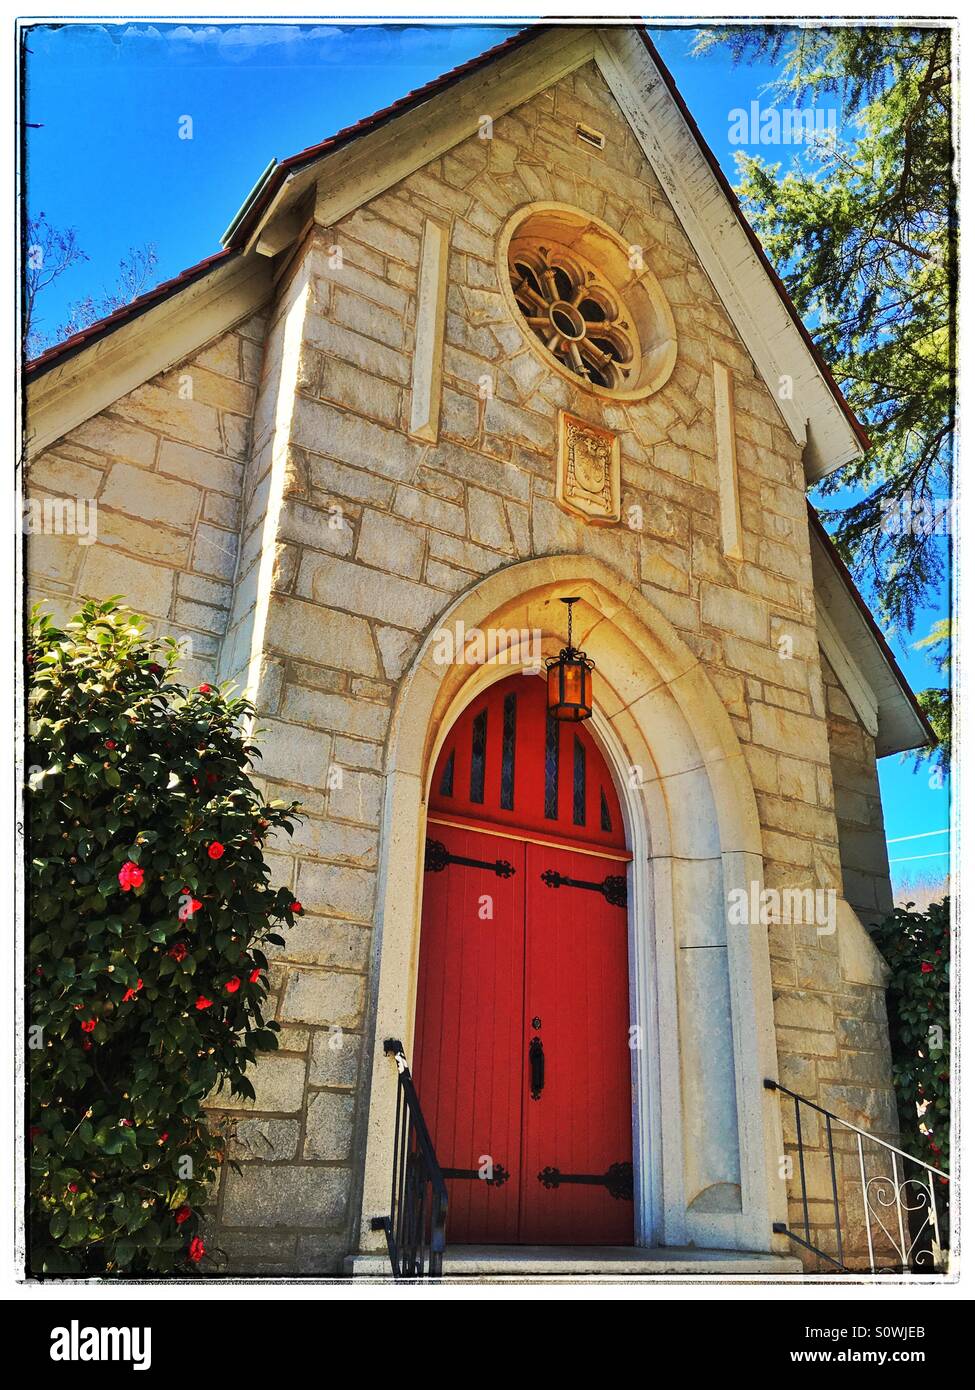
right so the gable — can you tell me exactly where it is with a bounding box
[27,23,863,484]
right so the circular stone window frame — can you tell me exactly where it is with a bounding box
[498,202,678,404]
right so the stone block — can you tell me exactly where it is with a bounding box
[295,550,445,631]
[80,548,175,618]
[265,594,379,676]
[280,967,366,1026]
[253,717,333,789]
[309,1029,361,1089]
[281,685,389,741]
[294,860,376,924]
[230,1117,300,1162]
[356,509,425,579]
[214,1053,306,1114]
[303,1091,356,1160]
[701,582,769,645]
[221,1165,349,1230]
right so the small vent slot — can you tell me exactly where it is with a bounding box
[576,122,606,150]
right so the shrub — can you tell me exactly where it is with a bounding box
[870,896,950,1171]
[28,600,301,1274]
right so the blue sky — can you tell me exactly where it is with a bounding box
[23,20,950,886]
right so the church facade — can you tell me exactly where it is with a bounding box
[25,25,931,1276]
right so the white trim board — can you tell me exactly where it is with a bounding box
[816,596,879,738]
[809,523,929,757]
[26,254,274,458]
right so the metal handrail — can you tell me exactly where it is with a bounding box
[371,1038,448,1280]
[764,1078,950,1273]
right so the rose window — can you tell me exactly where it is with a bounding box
[508,242,639,391]
[500,206,677,402]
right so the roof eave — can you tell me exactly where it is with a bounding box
[808,504,936,755]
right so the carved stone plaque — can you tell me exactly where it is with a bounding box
[556,411,620,524]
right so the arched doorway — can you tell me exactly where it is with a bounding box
[358,556,787,1261]
[413,672,634,1245]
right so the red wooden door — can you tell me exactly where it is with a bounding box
[413,673,634,1245]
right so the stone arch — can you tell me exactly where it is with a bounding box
[358,555,786,1254]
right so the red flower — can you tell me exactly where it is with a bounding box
[224,977,241,994]
[249,968,262,984]
[80,1018,96,1034]
[178,896,203,923]
[207,842,225,860]
[104,739,116,750]
[118,860,144,892]
[122,979,143,1003]
[174,1204,192,1226]
[921,962,934,974]
[290,901,303,914]
[159,1132,169,1144]
[169,942,188,963]
[188,1236,206,1263]
[119,1118,132,1128]
[195,996,213,1011]
[198,684,211,694]
[82,1040,92,1052]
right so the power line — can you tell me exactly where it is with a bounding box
[886,828,950,844]
[888,850,951,864]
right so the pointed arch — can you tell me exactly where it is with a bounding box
[358,555,786,1255]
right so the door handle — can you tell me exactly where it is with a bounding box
[529,1036,545,1100]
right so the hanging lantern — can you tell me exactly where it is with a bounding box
[546,597,595,722]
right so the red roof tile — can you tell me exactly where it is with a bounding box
[27,247,238,378]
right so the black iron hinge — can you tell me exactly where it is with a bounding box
[442,1163,511,1188]
[537,1162,633,1201]
[425,836,516,878]
[540,867,627,907]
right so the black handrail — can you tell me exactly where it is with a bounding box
[765,1078,949,1273]
[371,1038,448,1280]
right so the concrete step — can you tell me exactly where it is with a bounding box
[347,1244,803,1280]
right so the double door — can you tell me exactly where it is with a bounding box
[413,820,633,1245]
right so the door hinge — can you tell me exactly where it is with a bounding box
[537,1162,634,1201]
[540,867,627,907]
[442,1163,510,1187]
[425,837,516,878]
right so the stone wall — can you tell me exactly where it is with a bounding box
[28,314,264,687]
[26,59,901,1272]
[823,652,896,925]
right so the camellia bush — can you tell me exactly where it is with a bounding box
[28,600,302,1274]
[870,896,950,1172]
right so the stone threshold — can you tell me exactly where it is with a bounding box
[346,1245,803,1280]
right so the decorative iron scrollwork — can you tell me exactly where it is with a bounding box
[537,1162,634,1201]
[425,837,516,878]
[540,867,627,907]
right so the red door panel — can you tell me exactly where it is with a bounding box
[429,671,627,853]
[522,842,633,1245]
[414,673,635,1247]
[412,824,525,1243]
